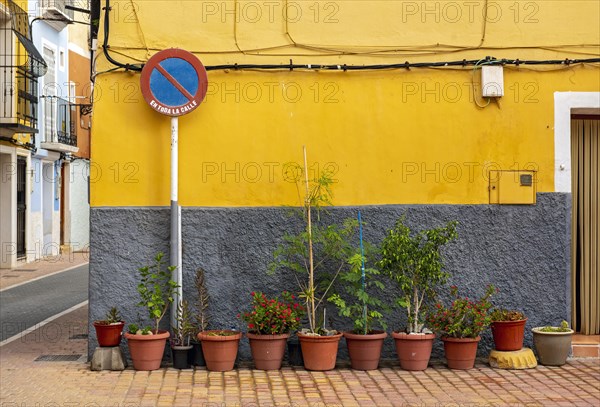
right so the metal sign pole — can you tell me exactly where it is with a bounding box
[140,48,208,332]
[170,116,182,330]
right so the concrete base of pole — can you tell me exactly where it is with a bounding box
[90,346,127,371]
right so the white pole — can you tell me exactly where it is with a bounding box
[170,116,182,331]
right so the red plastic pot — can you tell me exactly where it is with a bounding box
[125,330,170,371]
[392,332,435,371]
[442,336,481,370]
[93,321,125,347]
[247,332,290,370]
[298,332,342,371]
[344,331,387,370]
[198,330,242,372]
[491,319,527,351]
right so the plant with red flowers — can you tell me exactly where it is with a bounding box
[240,291,306,335]
[428,284,496,338]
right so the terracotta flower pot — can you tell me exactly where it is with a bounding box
[197,330,242,371]
[344,331,387,370]
[392,332,435,371]
[125,330,170,371]
[247,332,290,370]
[441,336,481,370]
[93,321,125,347]
[532,327,574,366]
[297,332,342,371]
[491,319,527,351]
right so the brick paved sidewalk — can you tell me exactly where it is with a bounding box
[0,251,89,290]
[1,305,599,407]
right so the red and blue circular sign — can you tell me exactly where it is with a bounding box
[140,49,208,117]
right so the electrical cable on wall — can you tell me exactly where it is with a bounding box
[99,0,600,75]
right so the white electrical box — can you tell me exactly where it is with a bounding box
[481,65,504,97]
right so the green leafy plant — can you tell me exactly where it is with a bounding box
[538,320,571,332]
[127,323,152,335]
[96,307,123,325]
[172,300,195,346]
[491,308,526,322]
[328,252,388,334]
[205,331,238,337]
[428,284,496,338]
[378,216,458,333]
[240,291,305,335]
[269,148,357,335]
[136,252,178,334]
[194,267,210,334]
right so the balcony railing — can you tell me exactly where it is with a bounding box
[41,96,78,150]
[0,1,46,136]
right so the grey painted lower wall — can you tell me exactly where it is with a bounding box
[89,193,571,362]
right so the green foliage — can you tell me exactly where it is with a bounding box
[328,251,388,334]
[268,153,357,334]
[172,300,195,346]
[491,308,526,322]
[194,267,210,333]
[205,330,238,337]
[136,252,179,333]
[428,284,496,338]
[240,291,305,335]
[127,323,139,335]
[539,320,571,332]
[270,216,358,334]
[104,307,122,324]
[378,216,458,333]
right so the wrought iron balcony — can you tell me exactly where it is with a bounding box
[40,96,79,153]
[0,1,46,137]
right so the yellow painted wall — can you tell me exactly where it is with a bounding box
[91,0,600,207]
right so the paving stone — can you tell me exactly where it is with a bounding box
[1,304,600,406]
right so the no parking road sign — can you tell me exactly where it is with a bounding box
[140,49,208,117]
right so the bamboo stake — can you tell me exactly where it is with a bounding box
[303,146,316,333]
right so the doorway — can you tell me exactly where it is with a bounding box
[16,156,26,258]
[571,115,599,335]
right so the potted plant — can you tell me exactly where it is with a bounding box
[428,284,496,369]
[189,267,210,367]
[490,308,527,351]
[532,320,574,366]
[378,216,458,371]
[269,148,356,371]
[171,300,194,369]
[328,248,388,370]
[124,252,178,371]
[240,291,305,370]
[93,307,125,347]
[196,329,242,371]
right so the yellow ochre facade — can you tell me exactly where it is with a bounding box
[91,0,600,207]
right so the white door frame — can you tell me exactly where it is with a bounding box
[554,92,600,193]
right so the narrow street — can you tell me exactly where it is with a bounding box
[0,264,88,342]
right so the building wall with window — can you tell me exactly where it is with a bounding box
[88,1,600,356]
[65,4,91,251]
[0,0,45,268]
[28,0,70,260]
